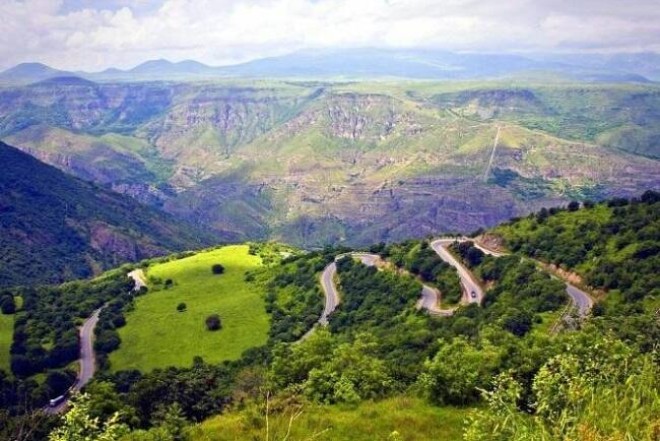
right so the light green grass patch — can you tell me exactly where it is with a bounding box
[109,245,268,372]
[188,395,470,441]
[0,312,14,372]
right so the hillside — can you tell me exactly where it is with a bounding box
[109,245,269,372]
[0,194,657,440]
[0,141,217,287]
[1,80,659,247]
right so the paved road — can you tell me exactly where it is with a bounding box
[565,283,594,317]
[318,261,338,326]
[470,239,594,318]
[45,307,103,414]
[315,252,454,329]
[46,270,145,413]
[431,238,484,304]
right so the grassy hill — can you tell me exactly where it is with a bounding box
[0,141,219,287]
[109,245,269,372]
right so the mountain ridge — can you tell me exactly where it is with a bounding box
[2,49,659,84]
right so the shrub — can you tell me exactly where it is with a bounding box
[177,303,187,312]
[211,264,225,275]
[0,294,16,314]
[205,314,222,331]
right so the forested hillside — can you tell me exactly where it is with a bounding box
[0,194,657,441]
[0,141,217,287]
[493,190,659,306]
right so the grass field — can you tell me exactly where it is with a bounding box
[188,396,470,441]
[0,312,14,372]
[109,245,268,372]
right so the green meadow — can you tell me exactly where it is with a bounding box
[188,395,469,441]
[109,245,268,372]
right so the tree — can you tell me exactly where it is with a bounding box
[176,303,186,312]
[48,393,128,441]
[567,200,580,212]
[0,294,15,314]
[211,264,225,275]
[205,314,221,331]
[419,337,501,405]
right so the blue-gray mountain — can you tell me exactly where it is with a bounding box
[1,49,659,83]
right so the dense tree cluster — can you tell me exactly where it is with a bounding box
[259,248,338,343]
[496,190,659,303]
[10,275,134,378]
[380,241,463,304]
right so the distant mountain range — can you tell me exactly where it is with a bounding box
[1,49,659,84]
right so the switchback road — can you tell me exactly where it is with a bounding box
[431,238,484,304]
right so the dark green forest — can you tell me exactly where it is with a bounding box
[0,141,216,287]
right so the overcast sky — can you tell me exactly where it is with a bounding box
[2,0,659,71]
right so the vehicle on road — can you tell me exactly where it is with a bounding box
[49,395,66,407]
[470,290,477,299]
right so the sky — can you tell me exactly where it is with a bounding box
[1,0,659,71]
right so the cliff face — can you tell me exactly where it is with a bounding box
[1,81,658,247]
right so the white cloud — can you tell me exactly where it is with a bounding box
[0,0,658,71]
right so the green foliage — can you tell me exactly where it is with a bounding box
[11,274,133,377]
[204,315,221,331]
[48,393,129,441]
[210,264,224,275]
[383,240,462,304]
[259,249,335,343]
[465,337,660,441]
[0,293,16,314]
[495,191,660,304]
[332,257,421,332]
[419,337,501,405]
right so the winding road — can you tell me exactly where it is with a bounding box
[46,270,144,413]
[431,238,485,304]
[315,238,593,331]
[316,252,455,328]
[468,239,594,317]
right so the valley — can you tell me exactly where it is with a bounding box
[1,79,658,248]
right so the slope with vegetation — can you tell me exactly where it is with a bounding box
[0,194,657,441]
[0,141,217,287]
[109,245,269,372]
[1,80,658,246]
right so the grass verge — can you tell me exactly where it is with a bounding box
[188,395,470,441]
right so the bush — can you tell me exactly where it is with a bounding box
[177,303,187,312]
[211,264,225,275]
[0,294,15,314]
[205,314,222,331]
